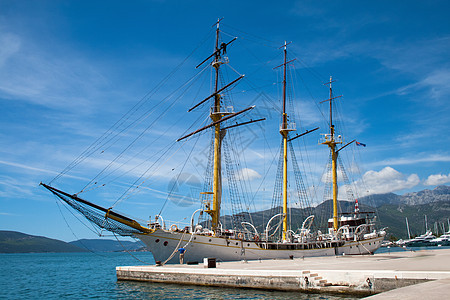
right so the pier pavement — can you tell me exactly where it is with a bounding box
[117,248,450,297]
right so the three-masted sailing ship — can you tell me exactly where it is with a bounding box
[41,20,386,264]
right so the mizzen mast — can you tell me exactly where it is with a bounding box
[321,77,342,232]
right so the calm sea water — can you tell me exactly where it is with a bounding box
[376,244,450,254]
[0,252,360,299]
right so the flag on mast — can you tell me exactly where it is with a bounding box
[356,141,366,147]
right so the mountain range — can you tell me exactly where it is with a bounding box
[359,185,450,239]
[359,185,450,207]
[0,231,87,253]
[0,231,143,253]
[69,239,144,252]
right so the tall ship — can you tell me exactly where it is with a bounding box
[41,20,386,264]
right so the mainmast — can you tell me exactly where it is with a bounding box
[321,77,342,232]
[277,42,296,241]
[274,43,318,242]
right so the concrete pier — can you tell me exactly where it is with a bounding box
[117,248,450,297]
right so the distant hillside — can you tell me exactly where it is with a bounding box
[356,186,450,239]
[69,239,145,252]
[359,185,450,207]
[376,200,450,239]
[402,185,450,205]
[0,231,87,253]
[358,193,401,207]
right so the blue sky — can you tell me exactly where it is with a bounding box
[1,1,449,241]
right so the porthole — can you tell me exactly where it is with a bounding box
[163,241,168,246]
[209,239,212,242]
[155,239,160,243]
[247,244,250,247]
[236,242,238,245]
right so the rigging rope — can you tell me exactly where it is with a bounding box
[81,65,210,194]
[50,29,215,185]
[199,129,215,226]
[220,26,278,49]
[55,197,108,258]
[289,141,313,215]
[228,123,256,225]
[158,127,204,216]
[161,230,186,265]
[223,136,247,230]
[338,156,356,202]
[270,140,285,218]
[112,233,153,265]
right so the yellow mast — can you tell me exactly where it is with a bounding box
[184,20,245,233]
[275,44,317,241]
[321,76,342,232]
[210,19,224,232]
[279,42,292,241]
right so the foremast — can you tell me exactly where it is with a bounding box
[178,19,251,233]
[210,19,224,232]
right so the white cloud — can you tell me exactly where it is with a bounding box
[396,69,450,102]
[0,175,37,199]
[0,159,88,182]
[0,159,62,176]
[237,168,262,181]
[354,166,420,195]
[0,32,21,66]
[418,69,450,100]
[424,173,450,186]
[373,154,450,167]
[0,30,107,111]
[0,212,20,216]
[321,169,347,183]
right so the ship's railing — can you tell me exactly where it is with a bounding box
[210,105,234,115]
[279,122,296,131]
[163,219,191,232]
[319,133,343,144]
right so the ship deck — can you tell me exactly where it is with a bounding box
[116,248,450,298]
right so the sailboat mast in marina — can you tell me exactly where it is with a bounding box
[41,21,386,264]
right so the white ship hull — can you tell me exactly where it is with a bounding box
[136,229,385,264]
